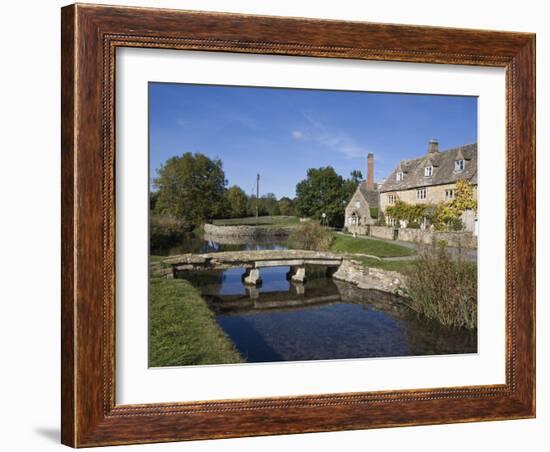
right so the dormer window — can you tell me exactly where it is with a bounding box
[424,166,433,177]
[396,172,404,181]
[455,159,465,172]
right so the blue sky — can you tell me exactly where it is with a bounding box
[149,83,477,198]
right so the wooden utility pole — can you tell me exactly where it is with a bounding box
[256,173,260,225]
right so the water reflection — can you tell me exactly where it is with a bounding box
[166,233,477,363]
[182,267,477,363]
[151,230,287,256]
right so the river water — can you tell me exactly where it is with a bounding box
[161,234,477,363]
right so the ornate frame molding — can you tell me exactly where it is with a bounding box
[62,4,535,447]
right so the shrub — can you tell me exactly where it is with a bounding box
[404,242,477,329]
[447,217,464,232]
[287,222,334,251]
[150,215,191,251]
[429,203,465,231]
[428,180,476,231]
[369,207,379,219]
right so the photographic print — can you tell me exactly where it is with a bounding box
[148,83,479,367]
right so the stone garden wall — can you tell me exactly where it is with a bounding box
[364,225,477,249]
[369,225,395,240]
[346,224,369,236]
[203,223,294,238]
[395,228,477,248]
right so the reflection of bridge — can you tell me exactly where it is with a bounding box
[164,250,344,285]
[205,279,408,317]
[208,289,341,315]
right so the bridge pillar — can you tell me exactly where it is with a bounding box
[291,281,305,295]
[246,285,260,299]
[242,268,262,286]
[287,266,306,283]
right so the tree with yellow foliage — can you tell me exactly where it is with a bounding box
[431,180,477,231]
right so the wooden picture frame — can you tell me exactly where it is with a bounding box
[61,3,535,447]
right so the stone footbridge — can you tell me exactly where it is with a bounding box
[163,250,344,285]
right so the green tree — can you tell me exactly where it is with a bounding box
[224,185,248,218]
[278,197,294,216]
[260,193,281,216]
[149,190,159,211]
[295,166,350,227]
[153,152,227,224]
[246,195,261,217]
[349,170,363,184]
[342,174,361,207]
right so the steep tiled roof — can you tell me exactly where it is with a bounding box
[358,182,380,208]
[379,143,477,193]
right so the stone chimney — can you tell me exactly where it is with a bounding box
[428,139,439,154]
[366,153,374,190]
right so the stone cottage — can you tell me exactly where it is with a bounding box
[379,140,477,232]
[345,153,380,232]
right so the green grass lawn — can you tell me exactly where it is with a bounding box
[149,277,243,367]
[330,234,415,258]
[213,215,300,227]
[352,256,417,273]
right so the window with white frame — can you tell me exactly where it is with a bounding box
[454,159,465,172]
[396,171,404,181]
[445,189,454,200]
[417,188,427,200]
[424,166,433,177]
[387,194,396,204]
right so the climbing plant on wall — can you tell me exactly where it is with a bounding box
[385,200,428,226]
[384,180,476,232]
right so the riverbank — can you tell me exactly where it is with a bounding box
[213,215,300,227]
[150,243,476,366]
[351,256,417,273]
[330,234,415,258]
[152,224,476,332]
[149,276,243,367]
[204,222,296,239]
[332,259,408,296]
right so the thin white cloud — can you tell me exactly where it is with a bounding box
[176,103,258,133]
[291,130,304,140]
[300,111,371,159]
[316,133,368,159]
[176,117,189,128]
